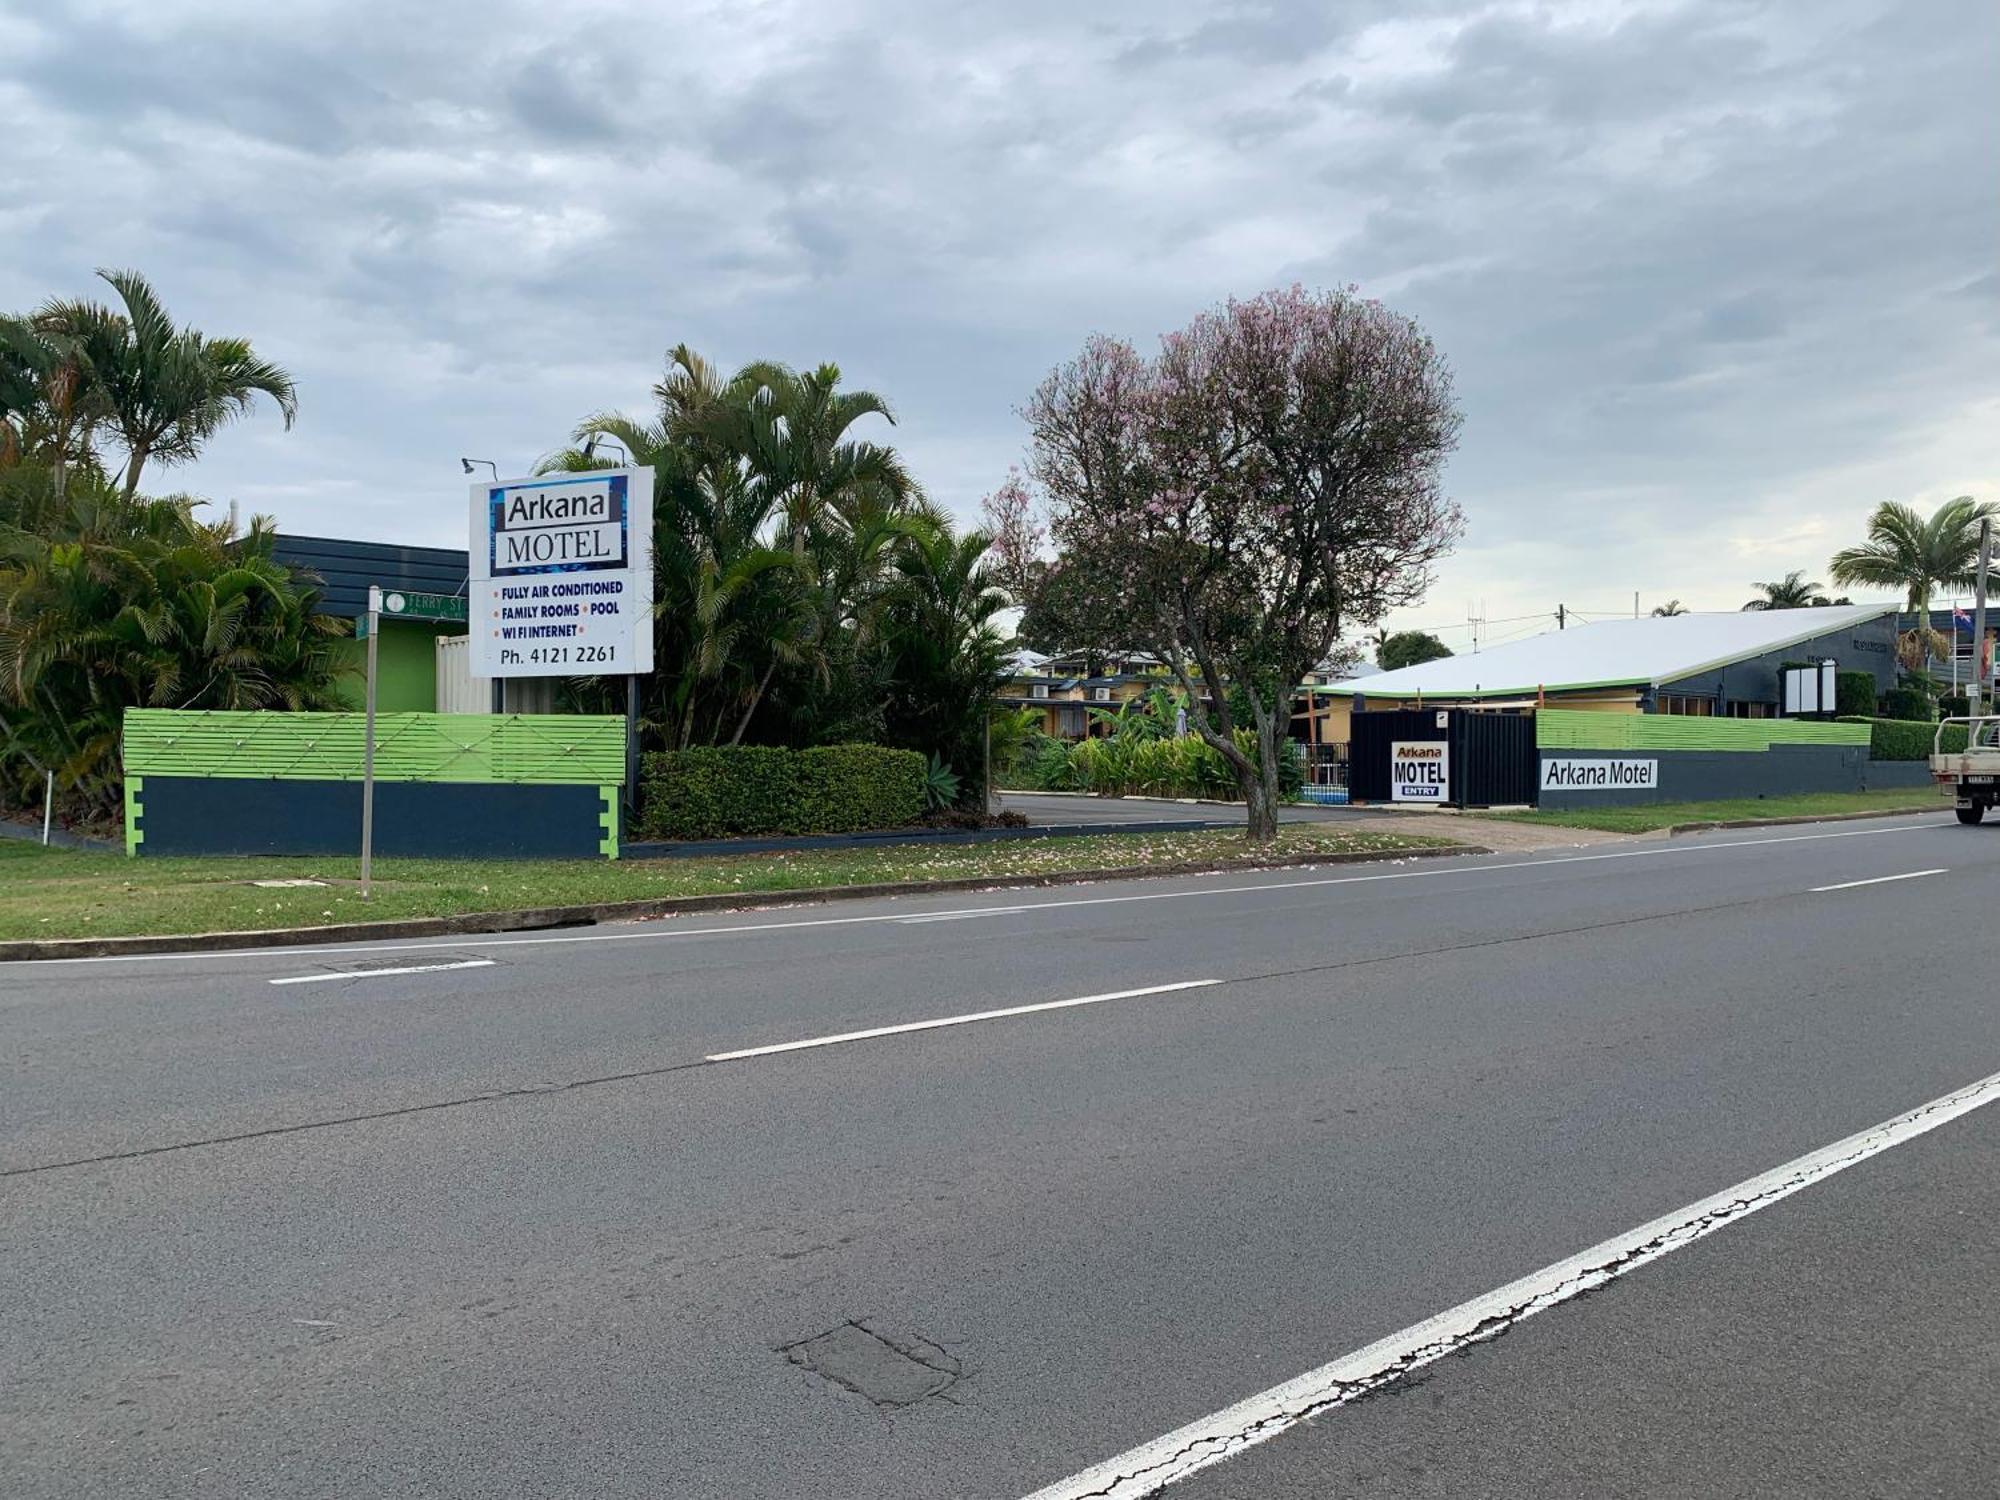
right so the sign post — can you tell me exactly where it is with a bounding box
[1972,518,1991,717]
[360,584,381,897]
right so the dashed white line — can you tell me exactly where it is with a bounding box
[269,959,496,986]
[1019,1062,2000,1500]
[1810,868,1946,893]
[706,980,1221,1061]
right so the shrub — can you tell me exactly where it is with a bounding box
[1834,670,1878,718]
[1839,716,1966,761]
[640,743,925,839]
[796,745,928,833]
[1020,731,1304,801]
[1880,686,1933,722]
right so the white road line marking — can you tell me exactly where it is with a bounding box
[1019,1063,2000,1500]
[268,959,496,986]
[32,820,1939,967]
[706,980,1221,1061]
[1810,868,1946,893]
[897,906,1034,924]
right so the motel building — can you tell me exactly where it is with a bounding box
[1305,605,1901,740]
[1297,604,1909,809]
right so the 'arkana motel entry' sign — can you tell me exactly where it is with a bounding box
[468,468,655,678]
[1389,740,1449,802]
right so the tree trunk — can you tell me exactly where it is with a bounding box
[1241,694,1282,843]
[121,445,149,501]
[728,659,779,745]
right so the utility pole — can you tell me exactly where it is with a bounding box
[1972,518,1991,717]
[1557,604,1566,631]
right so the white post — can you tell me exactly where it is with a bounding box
[1972,521,1991,718]
[41,769,53,846]
[361,585,381,897]
[1952,597,1960,698]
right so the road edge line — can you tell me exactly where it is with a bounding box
[1019,1063,2000,1500]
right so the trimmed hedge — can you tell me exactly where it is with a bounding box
[639,743,927,839]
[1839,716,1966,761]
[1880,686,1932,723]
[1834,669,1877,718]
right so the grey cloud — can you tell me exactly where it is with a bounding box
[0,0,1992,625]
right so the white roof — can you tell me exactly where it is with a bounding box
[1329,604,1897,699]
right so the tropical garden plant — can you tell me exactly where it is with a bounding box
[1,272,326,824]
[538,346,1013,807]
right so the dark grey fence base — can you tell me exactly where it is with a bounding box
[1537,745,1870,809]
[1860,760,1938,790]
[132,777,609,859]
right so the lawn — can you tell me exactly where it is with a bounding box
[0,824,1458,943]
[1488,786,1953,835]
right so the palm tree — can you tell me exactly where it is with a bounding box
[1829,497,2000,615]
[877,521,1011,804]
[538,347,921,750]
[1742,572,1848,610]
[0,479,343,813]
[33,270,297,498]
[1650,600,1689,617]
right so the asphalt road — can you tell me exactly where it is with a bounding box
[4,810,1997,1498]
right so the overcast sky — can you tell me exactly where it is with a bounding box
[3,0,1994,648]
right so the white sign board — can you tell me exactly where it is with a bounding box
[1389,741,1449,802]
[1541,758,1658,792]
[1781,662,1837,716]
[469,468,654,678]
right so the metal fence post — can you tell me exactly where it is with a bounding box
[361,585,380,897]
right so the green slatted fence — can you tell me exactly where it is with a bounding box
[1535,709,1870,752]
[123,710,625,784]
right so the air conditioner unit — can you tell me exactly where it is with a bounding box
[1093,687,1111,702]
[1031,683,1049,699]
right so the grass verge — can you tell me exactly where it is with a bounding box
[0,825,1458,942]
[1486,786,1952,835]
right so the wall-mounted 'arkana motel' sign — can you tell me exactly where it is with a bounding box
[468,469,655,679]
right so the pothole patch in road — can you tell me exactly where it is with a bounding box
[779,1320,961,1406]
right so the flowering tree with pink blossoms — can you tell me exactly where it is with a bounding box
[1020,285,1463,840]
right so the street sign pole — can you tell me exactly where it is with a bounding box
[361,585,381,897]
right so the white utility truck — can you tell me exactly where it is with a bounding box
[1931,717,2000,823]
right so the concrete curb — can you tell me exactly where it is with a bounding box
[1666,805,1952,836]
[0,842,1482,962]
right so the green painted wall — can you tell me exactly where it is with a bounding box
[1537,708,1870,752]
[123,710,626,784]
[327,620,456,712]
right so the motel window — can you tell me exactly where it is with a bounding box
[1725,701,1775,719]
[1656,693,1716,716]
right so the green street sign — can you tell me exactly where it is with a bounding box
[380,590,469,623]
